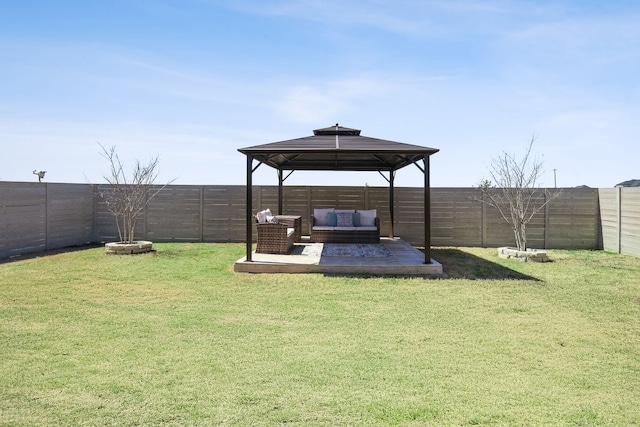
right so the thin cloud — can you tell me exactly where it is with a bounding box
[272,76,397,124]
[509,12,640,61]
[218,0,559,38]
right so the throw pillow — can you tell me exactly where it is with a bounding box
[352,212,361,227]
[336,212,353,227]
[327,212,338,226]
[265,208,275,223]
[358,209,377,226]
[256,208,272,224]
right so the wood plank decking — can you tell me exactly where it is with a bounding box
[234,237,443,276]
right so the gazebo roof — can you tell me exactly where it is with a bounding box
[238,124,439,172]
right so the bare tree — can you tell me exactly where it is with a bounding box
[98,144,174,244]
[478,136,559,251]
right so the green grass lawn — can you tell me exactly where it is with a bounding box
[1,244,639,426]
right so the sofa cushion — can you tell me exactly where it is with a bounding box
[358,209,377,226]
[335,209,355,214]
[355,226,378,231]
[314,208,334,226]
[313,226,370,232]
[336,212,353,227]
[312,226,335,231]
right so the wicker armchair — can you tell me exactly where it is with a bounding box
[256,222,295,254]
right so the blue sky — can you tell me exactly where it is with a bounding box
[1,0,638,188]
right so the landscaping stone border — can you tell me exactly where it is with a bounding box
[105,241,153,255]
[498,247,549,262]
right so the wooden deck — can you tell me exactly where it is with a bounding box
[234,237,443,276]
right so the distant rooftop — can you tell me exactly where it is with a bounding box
[615,179,640,187]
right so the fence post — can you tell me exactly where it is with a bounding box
[544,190,550,249]
[143,191,149,241]
[45,183,49,251]
[617,186,622,253]
[481,189,486,248]
[256,185,262,211]
[92,186,98,242]
[364,184,370,210]
[199,185,204,242]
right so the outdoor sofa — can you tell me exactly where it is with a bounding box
[311,208,380,243]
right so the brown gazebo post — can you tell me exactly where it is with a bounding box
[424,156,431,264]
[389,171,395,238]
[277,169,283,215]
[245,156,253,262]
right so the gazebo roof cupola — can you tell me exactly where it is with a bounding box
[313,124,361,136]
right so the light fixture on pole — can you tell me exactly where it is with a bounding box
[33,170,46,183]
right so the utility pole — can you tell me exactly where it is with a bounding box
[553,169,557,188]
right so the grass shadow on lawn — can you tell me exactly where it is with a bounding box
[0,243,104,265]
[429,247,541,281]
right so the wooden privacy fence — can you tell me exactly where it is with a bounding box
[2,181,639,259]
[599,187,640,257]
[0,182,94,258]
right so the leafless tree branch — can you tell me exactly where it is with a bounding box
[476,135,561,251]
[98,143,175,244]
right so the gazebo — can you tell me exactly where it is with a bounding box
[238,124,439,264]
